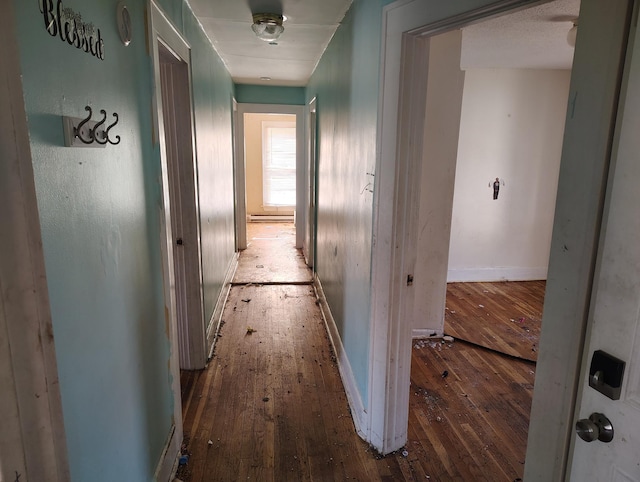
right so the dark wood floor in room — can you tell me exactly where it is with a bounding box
[177,223,538,482]
[444,281,545,362]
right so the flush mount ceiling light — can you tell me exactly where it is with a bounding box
[251,13,284,42]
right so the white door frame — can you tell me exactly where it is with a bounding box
[148,1,199,477]
[157,41,207,371]
[304,97,318,268]
[235,103,305,250]
[0,3,70,480]
[370,0,546,454]
[371,0,632,471]
[232,98,239,252]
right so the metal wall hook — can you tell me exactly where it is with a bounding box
[74,106,95,144]
[93,109,109,145]
[63,106,122,148]
[105,113,121,145]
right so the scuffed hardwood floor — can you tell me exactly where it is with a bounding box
[444,281,544,362]
[177,223,538,481]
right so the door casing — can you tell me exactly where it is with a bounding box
[371,2,632,480]
[158,42,207,371]
[304,97,318,269]
[371,0,546,455]
[147,0,201,477]
[234,103,305,251]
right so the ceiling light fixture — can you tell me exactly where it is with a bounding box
[251,13,284,42]
[567,21,578,47]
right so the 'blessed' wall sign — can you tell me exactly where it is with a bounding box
[38,0,105,60]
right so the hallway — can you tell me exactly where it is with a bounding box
[177,223,534,481]
[177,223,407,481]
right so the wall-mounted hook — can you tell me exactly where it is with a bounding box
[93,109,109,145]
[105,113,121,145]
[63,106,121,148]
[74,106,95,144]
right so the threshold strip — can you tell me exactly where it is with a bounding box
[230,280,314,286]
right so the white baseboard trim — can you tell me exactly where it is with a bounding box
[313,277,368,440]
[247,214,294,222]
[154,423,180,482]
[412,328,444,339]
[447,267,548,283]
[206,252,238,359]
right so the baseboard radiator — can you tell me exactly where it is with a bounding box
[247,214,294,222]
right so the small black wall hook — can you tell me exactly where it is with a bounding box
[105,113,121,145]
[64,106,121,147]
[93,109,109,145]
[74,106,95,144]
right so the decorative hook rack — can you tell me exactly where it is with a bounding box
[63,106,121,148]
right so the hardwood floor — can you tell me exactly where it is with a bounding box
[408,340,534,481]
[177,223,537,481]
[233,223,312,284]
[444,281,545,362]
[179,284,406,481]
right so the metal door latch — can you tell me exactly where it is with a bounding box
[576,413,614,443]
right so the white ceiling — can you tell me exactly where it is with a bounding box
[461,0,581,70]
[188,0,354,86]
[187,0,581,87]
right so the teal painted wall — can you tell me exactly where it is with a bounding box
[14,0,235,480]
[174,1,236,323]
[235,84,306,105]
[306,0,387,404]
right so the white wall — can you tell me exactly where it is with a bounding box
[412,30,466,334]
[447,69,571,282]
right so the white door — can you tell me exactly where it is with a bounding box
[568,8,640,480]
[159,43,207,370]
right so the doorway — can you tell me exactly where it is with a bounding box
[234,104,305,252]
[157,43,207,372]
[243,113,297,222]
[148,2,210,478]
[371,0,632,478]
[403,7,575,477]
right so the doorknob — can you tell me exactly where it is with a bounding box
[575,413,614,443]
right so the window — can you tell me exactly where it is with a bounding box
[262,121,296,207]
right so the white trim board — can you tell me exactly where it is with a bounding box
[206,252,238,359]
[1,2,70,479]
[447,267,548,282]
[313,278,368,440]
[147,1,189,478]
[412,329,443,339]
[369,0,553,456]
[153,424,178,482]
[235,103,305,250]
[372,0,634,480]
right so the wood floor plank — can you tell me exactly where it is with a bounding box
[177,224,537,482]
[444,280,544,361]
[233,223,312,284]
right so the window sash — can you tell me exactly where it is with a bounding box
[262,121,296,207]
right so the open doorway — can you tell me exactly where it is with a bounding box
[234,104,305,252]
[405,2,578,479]
[366,0,627,476]
[157,43,207,372]
[243,113,297,223]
